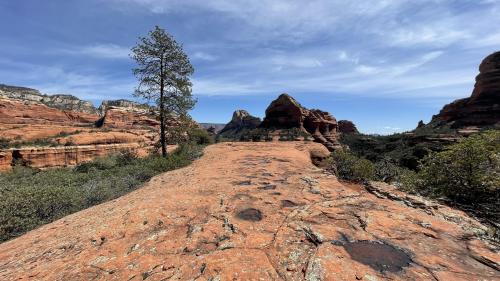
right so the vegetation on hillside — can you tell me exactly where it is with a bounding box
[330,130,500,229]
[0,144,204,243]
[339,133,450,170]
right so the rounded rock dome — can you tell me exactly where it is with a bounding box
[479,51,500,73]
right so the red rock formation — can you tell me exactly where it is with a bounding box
[55,131,152,146]
[260,94,340,150]
[98,106,159,128]
[338,120,359,134]
[219,110,261,137]
[0,98,99,126]
[0,143,141,171]
[0,151,12,171]
[0,86,160,170]
[430,51,500,128]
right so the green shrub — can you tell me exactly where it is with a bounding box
[328,150,375,182]
[0,144,204,243]
[0,138,11,149]
[188,128,214,145]
[236,128,272,142]
[414,130,500,203]
[339,133,443,170]
[374,158,401,183]
[393,168,419,193]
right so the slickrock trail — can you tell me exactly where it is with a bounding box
[0,142,499,280]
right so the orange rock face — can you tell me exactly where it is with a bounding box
[0,142,497,280]
[0,98,99,126]
[0,94,160,170]
[99,106,160,128]
[55,131,152,146]
[1,143,140,170]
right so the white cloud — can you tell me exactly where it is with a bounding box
[110,0,500,50]
[61,44,130,59]
[355,65,380,75]
[0,58,136,101]
[337,51,359,65]
[384,20,470,48]
[271,56,323,69]
[192,51,217,61]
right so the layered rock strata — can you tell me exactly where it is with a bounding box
[0,84,98,114]
[0,84,160,170]
[0,143,141,171]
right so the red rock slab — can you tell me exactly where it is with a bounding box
[0,142,498,280]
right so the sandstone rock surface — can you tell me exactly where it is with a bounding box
[430,51,500,129]
[219,110,261,137]
[0,142,497,280]
[1,143,140,170]
[0,97,99,126]
[97,106,159,128]
[260,94,340,150]
[99,99,152,115]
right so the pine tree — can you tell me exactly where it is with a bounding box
[131,26,196,157]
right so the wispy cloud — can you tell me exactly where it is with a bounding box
[60,43,130,59]
[192,51,217,61]
[0,58,135,101]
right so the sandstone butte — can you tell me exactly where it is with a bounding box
[0,142,498,281]
[429,51,500,129]
[260,94,341,150]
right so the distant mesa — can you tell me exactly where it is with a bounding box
[429,51,500,129]
[219,110,261,137]
[99,99,152,115]
[0,84,98,115]
[259,93,340,150]
[338,120,359,134]
[96,99,158,128]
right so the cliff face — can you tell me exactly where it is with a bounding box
[430,51,500,129]
[0,84,161,170]
[0,84,98,115]
[97,107,159,128]
[219,110,261,137]
[260,94,340,150]
[0,97,99,126]
[0,143,141,171]
[99,99,152,115]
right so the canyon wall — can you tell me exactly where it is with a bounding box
[0,84,159,171]
[0,143,141,171]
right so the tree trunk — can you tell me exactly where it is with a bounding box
[159,57,167,157]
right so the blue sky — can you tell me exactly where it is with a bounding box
[1,0,499,134]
